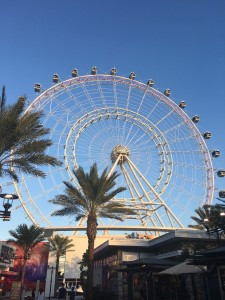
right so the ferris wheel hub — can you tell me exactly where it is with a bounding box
[111,145,130,164]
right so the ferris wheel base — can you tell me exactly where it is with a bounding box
[43,226,197,237]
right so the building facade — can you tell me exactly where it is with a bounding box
[93,229,222,300]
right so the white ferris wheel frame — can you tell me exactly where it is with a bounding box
[13,74,214,234]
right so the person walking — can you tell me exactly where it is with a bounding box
[68,286,76,300]
[32,288,36,300]
[58,284,67,299]
[37,288,45,300]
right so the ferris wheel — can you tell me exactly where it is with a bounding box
[13,67,221,235]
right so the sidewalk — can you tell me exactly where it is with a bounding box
[47,297,83,300]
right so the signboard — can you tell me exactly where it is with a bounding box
[0,270,18,276]
[0,244,15,264]
[10,282,21,300]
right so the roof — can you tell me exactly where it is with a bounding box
[94,238,151,258]
[147,229,218,249]
[118,257,176,273]
[125,257,175,267]
[159,261,205,275]
[200,246,225,255]
[188,246,225,266]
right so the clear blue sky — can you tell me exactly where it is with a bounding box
[0,0,225,239]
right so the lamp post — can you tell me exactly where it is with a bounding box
[47,265,56,300]
[0,193,18,221]
[49,266,54,300]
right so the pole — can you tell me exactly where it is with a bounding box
[49,267,53,300]
[216,229,221,246]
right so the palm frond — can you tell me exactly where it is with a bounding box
[0,88,62,181]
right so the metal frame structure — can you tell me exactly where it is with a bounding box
[12,72,214,235]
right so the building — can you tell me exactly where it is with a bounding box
[0,241,49,295]
[93,229,222,300]
[0,241,17,295]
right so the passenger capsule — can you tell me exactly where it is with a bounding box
[147,79,154,87]
[219,190,225,198]
[164,89,171,97]
[217,170,225,177]
[212,150,220,158]
[179,101,186,109]
[72,69,78,77]
[91,66,97,75]
[53,74,59,83]
[110,68,117,75]
[129,72,136,80]
[203,132,212,139]
[34,83,41,92]
[192,115,200,123]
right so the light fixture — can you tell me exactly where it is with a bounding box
[0,193,18,221]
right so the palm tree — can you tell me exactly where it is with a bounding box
[49,163,134,300]
[189,204,221,230]
[0,86,62,182]
[7,224,45,290]
[48,234,74,296]
[189,204,225,246]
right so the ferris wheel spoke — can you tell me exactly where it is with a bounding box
[124,88,148,143]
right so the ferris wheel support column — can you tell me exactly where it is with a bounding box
[107,154,123,178]
[126,156,184,228]
[121,164,159,228]
[121,164,136,199]
[125,158,166,228]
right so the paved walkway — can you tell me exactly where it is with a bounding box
[45,297,83,300]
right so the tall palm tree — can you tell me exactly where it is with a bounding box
[7,224,45,290]
[0,86,62,182]
[48,234,74,296]
[49,163,134,300]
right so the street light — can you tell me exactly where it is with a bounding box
[48,266,56,300]
[0,193,18,221]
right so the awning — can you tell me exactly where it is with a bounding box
[158,261,205,275]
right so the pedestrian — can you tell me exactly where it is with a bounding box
[32,288,36,300]
[37,288,45,300]
[68,286,76,300]
[58,284,67,299]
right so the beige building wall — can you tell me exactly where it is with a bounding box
[64,235,121,279]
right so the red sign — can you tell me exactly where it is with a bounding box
[0,270,18,276]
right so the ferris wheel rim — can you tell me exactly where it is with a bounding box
[26,74,214,205]
[64,106,173,196]
[13,72,215,230]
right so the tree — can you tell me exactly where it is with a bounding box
[189,204,222,230]
[7,224,45,290]
[49,163,134,300]
[48,234,74,296]
[0,86,62,182]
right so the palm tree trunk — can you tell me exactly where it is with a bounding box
[86,216,97,300]
[21,259,26,288]
[21,258,27,297]
[54,257,60,297]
